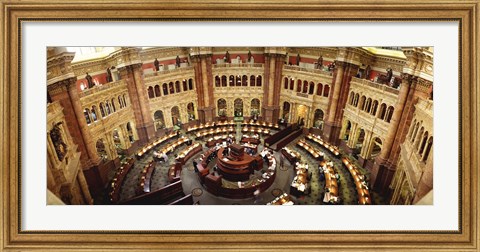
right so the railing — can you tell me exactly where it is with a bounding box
[78,80,126,98]
[144,66,194,78]
[351,77,400,95]
[213,63,264,68]
[416,98,433,112]
[283,65,333,76]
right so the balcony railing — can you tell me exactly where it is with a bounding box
[213,63,264,68]
[79,80,126,98]
[283,65,333,76]
[351,77,400,95]
[144,66,194,78]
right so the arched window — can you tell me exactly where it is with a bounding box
[411,122,420,143]
[147,86,154,99]
[313,109,324,129]
[408,119,417,140]
[414,127,425,150]
[187,103,195,121]
[153,110,165,130]
[309,82,314,94]
[122,94,127,107]
[215,76,221,87]
[222,76,227,87]
[349,92,355,105]
[162,83,168,95]
[422,137,433,162]
[359,96,366,110]
[118,96,123,108]
[99,103,106,117]
[242,75,248,86]
[250,75,256,87]
[284,77,289,89]
[353,94,360,106]
[290,78,294,90]
[317,83,323,96]
[302,80,308,93]
[217,98,227,116]
[96,139,108,160]
[365,98,372,112]
[236,75,242,86]
[418,131,429,155]
[188,79,193,90]
[378,103,387,119]
[385,106,394,122]
[342,120,352,140]
[234,98,244,117]
[183,79,188,91]
[323,85,330,97]
[229,75,235,86]
[105,101,111,115]
[296,80,302,92]
[169,82,175,94]
[91,106,98,121]
[282,102,290,121]
[84,108,91,124]
[175,81,181,93]
[126,122,135,142]
[371,100,378,115]
[171,106,180,125]
[111,98,116,112]
[256,76,262,86]
[370,137,383,159]
[154,85,161,97]
[250,98,260,116]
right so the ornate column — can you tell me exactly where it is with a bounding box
[262,48,286,123]
[77,168,94,204]
[190,47,215,123]
[370,47,433,193]
[322,49,360,144]
[112,47,155,144]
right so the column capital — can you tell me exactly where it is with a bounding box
[47,77,77,96]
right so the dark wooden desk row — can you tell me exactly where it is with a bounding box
[109,158,135,203]
[297,139,325,161]
[241,120,280,130]
[290,162,310,197]
[306,133,341,157]
[241,126,272,135]
[264,124,294,147]
[186,121,236,133]
[194,127,235,139]
[281,147,301,164]
[175,143,202,165]
[136,161,156,195]
[168,162,182,183]
[120,180,185,205]
[241,136,260,145]
[136,132,178,159]
[275,128,303,151]
[168,194,194,205]
[341,157,371,205]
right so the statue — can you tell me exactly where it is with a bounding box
[317,55,323,69]
[85,73,94,88]
[225,51,230,63]
[296,53,301,66]
[176,55,181,67]
[106,67,113,82]
[247,50,252,62]
[386,68,393,81]
[154,58,160,71]
[50,122,68,162]
[365,65,371,80]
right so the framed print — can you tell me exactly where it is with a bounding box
[1,0,478,251]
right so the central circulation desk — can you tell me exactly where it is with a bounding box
[216,144,262,181]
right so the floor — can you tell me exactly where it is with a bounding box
[99,123,387,205]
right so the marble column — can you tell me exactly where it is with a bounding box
[118,64,155,144]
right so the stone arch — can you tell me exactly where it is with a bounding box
[313,109,325,129]
[154,110,165,130]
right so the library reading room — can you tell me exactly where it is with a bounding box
[46,46,433,206]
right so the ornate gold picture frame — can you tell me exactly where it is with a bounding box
[1,0,478,251]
